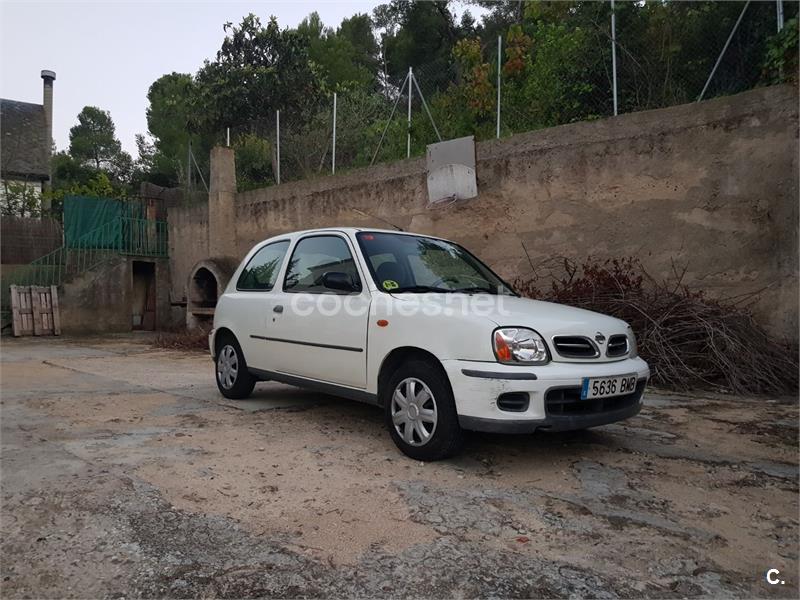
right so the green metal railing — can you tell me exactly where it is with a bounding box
[1,217,168,321]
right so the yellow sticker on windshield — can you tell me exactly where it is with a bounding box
[382,280,399,290]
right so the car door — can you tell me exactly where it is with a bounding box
[266,233,370,389]
[227,239,291,371]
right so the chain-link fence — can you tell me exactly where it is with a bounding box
[207,0,795,192]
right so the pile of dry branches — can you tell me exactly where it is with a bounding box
[152,325,210,352]
[514,257,798,395]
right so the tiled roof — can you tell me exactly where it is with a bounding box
[0,99,49,180]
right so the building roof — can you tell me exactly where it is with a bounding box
[0,99,49,180]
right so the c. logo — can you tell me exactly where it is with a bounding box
[382,280,399,290]
[595,332,606,344]
[766,569,784,585]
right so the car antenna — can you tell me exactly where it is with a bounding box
[351,207,404,232]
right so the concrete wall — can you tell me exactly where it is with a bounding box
[167,203,209,303]
[169,85,798,340]
[59,257,171,335]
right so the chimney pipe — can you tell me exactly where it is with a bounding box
[41,70,55,153]
[40,70,55,208]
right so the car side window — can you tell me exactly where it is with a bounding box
[236,240,290,291]
[284,235,362,293]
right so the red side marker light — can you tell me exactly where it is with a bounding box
[377,319,389,327]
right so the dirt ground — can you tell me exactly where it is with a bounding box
[1,335,797,598]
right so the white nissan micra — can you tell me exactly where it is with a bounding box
[210,228,650,460]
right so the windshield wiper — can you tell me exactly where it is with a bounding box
[390,285,455,293]
[454,286,498,295]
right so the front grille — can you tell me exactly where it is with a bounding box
[545,380,646,416]
[606,334,629,357]
[497,392,529,412]
[552,336,599,359]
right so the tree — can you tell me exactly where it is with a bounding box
[42,151,125,219]
[297,12,379,89]
[68,106,132,183]
[193,14,325,133]
[377,0,461,89]
[144,73,200,185]
[338,13,381,76]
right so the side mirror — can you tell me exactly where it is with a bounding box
[322,271,358,293]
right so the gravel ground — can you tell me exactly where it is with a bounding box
[1,334,797,598]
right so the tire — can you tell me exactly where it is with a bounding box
[215,336,256,399]
[383,358,464,461]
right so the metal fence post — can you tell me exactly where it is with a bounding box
[407,67,413,159]
[611,0,618,116]
[370,71,410,166]
[332,92,337,175]
[276,109,281,185]
[697,0,751,102]
[777,0,784,31]
[187,141,193,192]
[496,35,502,138]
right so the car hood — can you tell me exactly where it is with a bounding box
[482,295,628,336]
[385,292,632,363]
[389,293,627,336]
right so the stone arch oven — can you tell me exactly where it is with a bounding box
[186,258,238,330]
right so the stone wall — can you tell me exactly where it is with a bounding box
[168,85,798,340]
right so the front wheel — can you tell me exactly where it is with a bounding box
[215,338,256,399]
[383,359,463,460]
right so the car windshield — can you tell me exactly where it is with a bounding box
[356,232,516,295]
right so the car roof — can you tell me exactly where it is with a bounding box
[256,227,454,246]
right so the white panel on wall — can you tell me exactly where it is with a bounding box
[426,136,477,204]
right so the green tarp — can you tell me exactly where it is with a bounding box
[63,196,145,248]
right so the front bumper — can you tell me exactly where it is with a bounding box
[442,356,650,434]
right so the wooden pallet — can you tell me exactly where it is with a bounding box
[9,285,61,337]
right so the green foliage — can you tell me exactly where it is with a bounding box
[144,73,205,186]
[193,14,325,133]
[233,133,273,191]
[44,168,123,220]
[69,106,132,181]
[338,13,381,75]
[379,1,462,89]
[1,180,41,217]
[297,12,376,89]
[509,21,601,127]
[128,0,796,189]
[761,17,799,85]
[43,104,144,210]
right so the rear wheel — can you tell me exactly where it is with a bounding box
[215,337,256,399]
[383,359,463,460]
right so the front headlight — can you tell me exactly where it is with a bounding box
[493,327,550,365]
[627,326,639,358]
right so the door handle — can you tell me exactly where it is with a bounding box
[273,305,284,314]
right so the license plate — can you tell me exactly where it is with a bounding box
[581,374,638,400]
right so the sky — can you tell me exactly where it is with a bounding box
[1,1,484,158]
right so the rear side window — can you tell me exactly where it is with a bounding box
[236,240,290,291]
[284,235,361,293]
